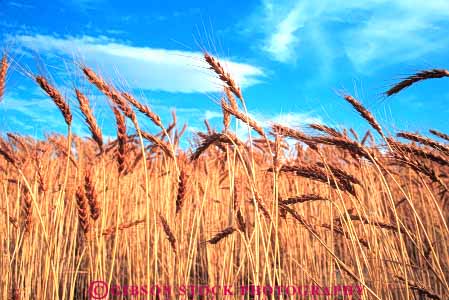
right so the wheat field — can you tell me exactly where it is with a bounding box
[0,52,448,299]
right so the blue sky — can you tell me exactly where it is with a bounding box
[1,0,449,143]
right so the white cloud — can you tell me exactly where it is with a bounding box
[254,111,321,128]
[183,108,321,140]
[257,1,325,63]
[263,2,304,62]
[341,0,449,70]
[1,95,55,121]
[66,0,104,10]
[254,0,449,70]
[7,1,34,9]
[0,94,74,136]
[233,111,322,140]
[10,34,265,93]
[204,110,222,120]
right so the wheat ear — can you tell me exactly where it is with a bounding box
[84,168,100,220]
[386,69,449,96]
[122,92,163,128]
[112,107,127,175]
[82,66,137,123]
[0,54,8,102]
[158,213,177,254]
[343,94,383,138]
[75,186,90,236]
[175,169,187,214]
[429,129,449,143]
[35,76,72,126]
[75,89,103,151]
[204,52,243,101]
[207,227,236,244]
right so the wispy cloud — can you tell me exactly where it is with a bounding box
[10,34,265,93]
[204,110,222,120]
[65,0,104,11]
[7,1,34,9]
[182,108,321,139]
[262,2,304,62]
[0,94,71,136]
[1,95,55,121]
[251,0,449,70]
[343,1,449,70]
[232,111,322,139]
[255,111,321,128]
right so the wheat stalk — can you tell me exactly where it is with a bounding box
[0,54,8,102]
[361,130,374,145]
[140,131,174,159]
[254,190,271,220]
[235,209,246,232]
[389,138,449,167]
[36,158,47,192]
[397,132,449,156]
[386,69,449,96]
[272,124,318,149]
[207,226,236,244]
[204,53,243,101]
[191,132,244,160]
[429,129,449,143]
[82,66,137,123]
[224,87,238,111]
[0,141,17,165]
[309,124,342,137]
[175,169,187,214]
[21,188,32,234]
[75,89,103,151]
[75,186,90,236]
[158,213,177,254]
[35,76,72,126]
[84,168,100,220]
[112,107,127,175]
[279,194,327,205]
[221,100,265,137]
[343,94,384,138]
[395,275,442,300]
[102,218,146,237]
[221,97,231,132]
[122,92,163,128]
[273,164,356,196]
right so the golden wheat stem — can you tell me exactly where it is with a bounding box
[0,54,8,102]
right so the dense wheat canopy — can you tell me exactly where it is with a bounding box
[0,52,448,300]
